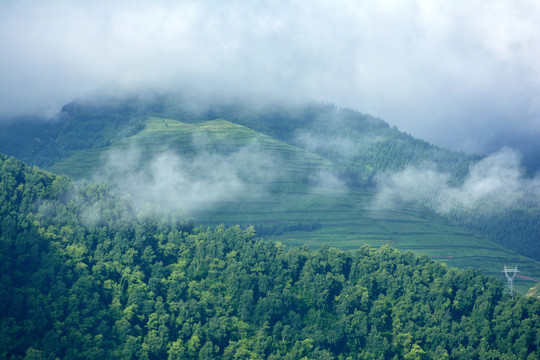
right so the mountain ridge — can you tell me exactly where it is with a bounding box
[1,94,539,291]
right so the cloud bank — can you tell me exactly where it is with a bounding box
[375,148,540,215]
[94,142,278,215]
[1,0,540,158]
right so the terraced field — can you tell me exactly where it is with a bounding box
[51,117,540,294]
[197,189,540,293]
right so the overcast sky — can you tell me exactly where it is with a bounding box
[1,0,540,158]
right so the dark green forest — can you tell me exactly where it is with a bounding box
[1,153,539,359]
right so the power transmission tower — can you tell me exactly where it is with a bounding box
[502,265,519,298]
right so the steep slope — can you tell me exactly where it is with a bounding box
[0,95,478,183]
[50,116,334,181]
[201,102,480,185]
[1,154,539,359]
[0,97,148,168]
[44,118,540,292]
[1,94,539,282]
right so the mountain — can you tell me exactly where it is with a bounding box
[1,93,540,293]
[1,153,539,359]
[0,94,479,185]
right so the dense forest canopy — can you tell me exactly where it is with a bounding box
[1,153,539,359]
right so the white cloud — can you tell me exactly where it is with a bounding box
[1,0,540,157]
[375,148,540,214]
[95,141,279,215]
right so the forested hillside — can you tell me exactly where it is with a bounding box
[201,102,480,186]
[1,93,540,265]
[0,95,479,185]
[1,153,540,359]
[0,99,148,168]
[30,116,540,288]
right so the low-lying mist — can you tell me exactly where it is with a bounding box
[375,147,540,215]
[94,142,280,216]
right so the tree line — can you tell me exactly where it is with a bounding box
[1,153,539,359]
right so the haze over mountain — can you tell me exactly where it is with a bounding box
[1,94,540,298]
[2,0,540,166]
[2,3,540,357]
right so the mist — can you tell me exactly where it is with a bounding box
[375,148,540,215]
[2,0,540,159]
[94,141,279,216]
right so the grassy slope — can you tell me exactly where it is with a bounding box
[50,117,540,294]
